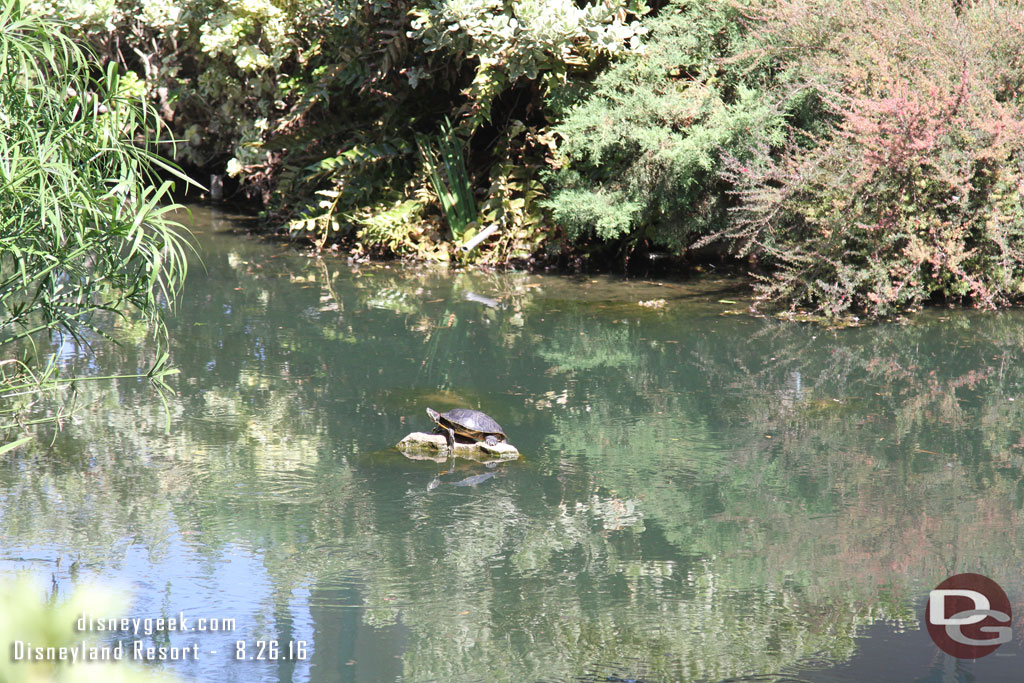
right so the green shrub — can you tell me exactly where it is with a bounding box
[547,0,1024,319]
[543,0,795,254]
[33,0,648,256]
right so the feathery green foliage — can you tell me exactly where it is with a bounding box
[543,0,793,255]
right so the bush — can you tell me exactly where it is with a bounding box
[290,0,649,253]
[543,0,797,255]
[410,0,647,129]
[720,0,1024,318]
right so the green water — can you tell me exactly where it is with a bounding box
[4,205,1024,682]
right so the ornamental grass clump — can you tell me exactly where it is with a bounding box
[416,118,477,244]
[0,0,191,348]
[721,0,1024,318]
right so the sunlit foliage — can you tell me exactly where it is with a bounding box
[25,0,1024,315]
[718,0,1024,317]
[0,576,172,682]
[31,0,645,261]
[0,1,191,437]
[544,0,792,255]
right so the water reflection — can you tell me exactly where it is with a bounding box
[2,205,1024,681]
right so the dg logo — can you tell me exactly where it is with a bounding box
[926,573,1012,659]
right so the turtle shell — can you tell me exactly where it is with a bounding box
[427,407,506,442]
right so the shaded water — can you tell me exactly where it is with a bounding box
[4,205,1024,681]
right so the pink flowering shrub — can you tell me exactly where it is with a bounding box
[721,0,1024,318]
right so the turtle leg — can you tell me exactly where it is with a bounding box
[485,435,498,446]
[445,426,457,472]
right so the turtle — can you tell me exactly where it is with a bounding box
[426,407,506,452]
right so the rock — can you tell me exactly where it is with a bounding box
[396,432,521,463]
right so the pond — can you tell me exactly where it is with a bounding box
[3,205,1024,682]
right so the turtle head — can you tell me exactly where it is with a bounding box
[426,407,440,422]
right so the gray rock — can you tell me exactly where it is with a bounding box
[396,432,520,462]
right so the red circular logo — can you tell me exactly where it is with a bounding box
[926,573,1012,659]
